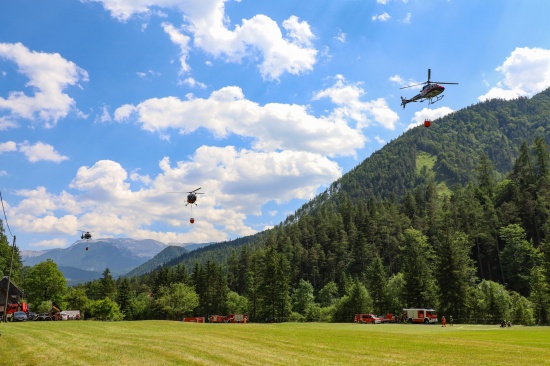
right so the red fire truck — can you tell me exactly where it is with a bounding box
[354,314,383,324]
[209,315,227,323]
[226,314,248,323]
[403,308,438,324]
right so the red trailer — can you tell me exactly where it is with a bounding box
[380,313,400,323]
[183,317,205,323]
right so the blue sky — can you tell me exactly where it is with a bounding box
[2,0,550,251]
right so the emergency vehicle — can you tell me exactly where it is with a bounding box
[403,308,438,324]
[183,317,205,323]
[354,314,383,324]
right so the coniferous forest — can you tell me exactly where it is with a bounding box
[3,88,550,325]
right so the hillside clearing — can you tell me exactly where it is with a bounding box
[1,321,549,365]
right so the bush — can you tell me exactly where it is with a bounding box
[288,312,305,322]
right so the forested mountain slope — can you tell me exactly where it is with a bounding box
[157,88,550,271]
[108,89,550,325]
[290,88,550,222]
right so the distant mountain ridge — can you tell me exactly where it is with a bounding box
[125,242,214,277]
[22,238,168,283]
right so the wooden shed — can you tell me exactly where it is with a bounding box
[0,276,24,314]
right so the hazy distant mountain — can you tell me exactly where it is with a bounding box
[125,242,214,277]
[58,266,103,286]
[22,238,167,282]
[20,249,49,258]
[180,242,214,252]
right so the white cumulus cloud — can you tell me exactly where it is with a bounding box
[10,147,341,245]
[162,22,191,74]
[479,47,550,101]
[0,141,17,153]
[372,12,391,22]
[313,75,399,130]
[0,42,88,127]
[86,0,317,80]
[405,106,454,131]
[115,83,369,157]
[18,141,69,163]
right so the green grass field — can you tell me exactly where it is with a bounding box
[1,321,549,365]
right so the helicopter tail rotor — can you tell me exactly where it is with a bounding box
[401,96,408,109]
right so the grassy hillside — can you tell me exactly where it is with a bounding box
[1,321,549,365]
[416,151,452,196]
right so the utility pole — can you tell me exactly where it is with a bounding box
[2,235,16,323]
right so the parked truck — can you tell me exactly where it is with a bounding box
[209,315,227,323]
[354,314,383,324]
[226,314,248,323]
[209,314,249,323]
[403,308,438,324]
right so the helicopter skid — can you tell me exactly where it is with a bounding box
[429,95,444,105]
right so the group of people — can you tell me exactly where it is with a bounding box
[442,316,512,327]
[441,315,453,327]
[500,320,512,328]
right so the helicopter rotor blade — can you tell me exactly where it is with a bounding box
[399,82,427,90]
[432,82,459,85]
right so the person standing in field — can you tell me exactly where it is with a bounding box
[441,316,446,327]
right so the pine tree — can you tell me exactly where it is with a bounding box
[500,224,541,296]
[365,254,387,315]
[401,229,438,308]
[99,268,117,300]
[260,246,291,320]
[116,277,134,319]
[174,263,189,284]
[227,250,239,292]
[435,230,476,319]
[477,153,496,198]
[533,136,550,178]
[529,266,549,325]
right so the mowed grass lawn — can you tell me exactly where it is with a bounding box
[1,321,549,366]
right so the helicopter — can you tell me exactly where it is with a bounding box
[400,69,458,109]
[169,188,205,223]
[79,230,93,250]
[186,187,204,206]
[177,188,205,224]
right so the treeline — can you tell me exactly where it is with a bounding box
[13,137,550,325]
